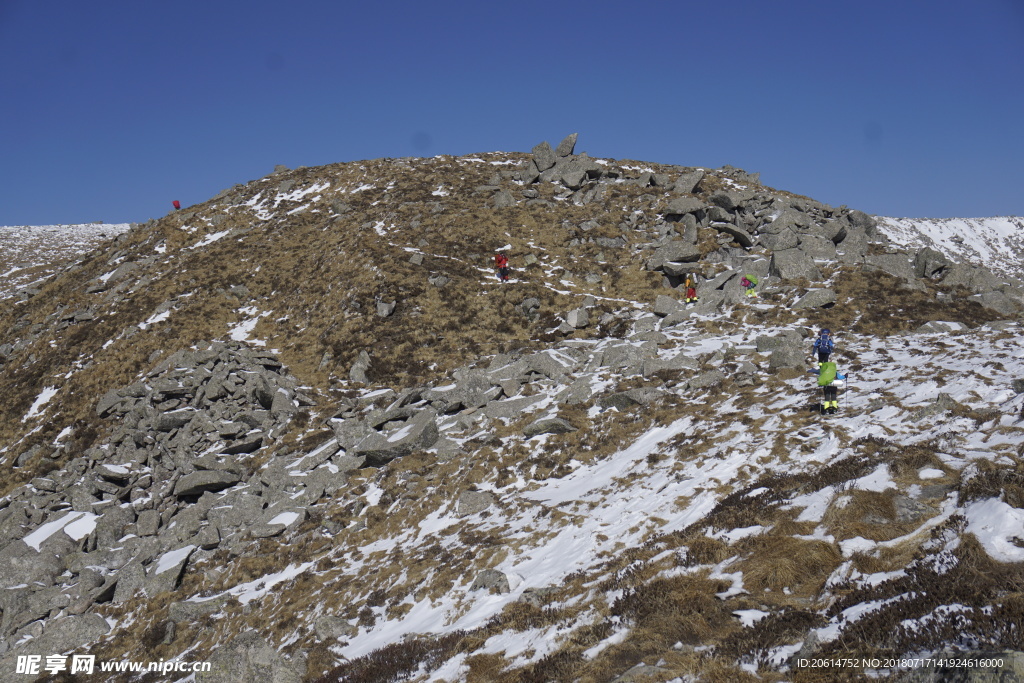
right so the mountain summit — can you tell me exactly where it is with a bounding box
[1,136,1023,681]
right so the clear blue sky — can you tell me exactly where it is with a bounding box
[1,0,1022,225]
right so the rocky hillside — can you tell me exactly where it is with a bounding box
[1,135,1023,682]
[0,223,131,301]
[876,216,1024,281]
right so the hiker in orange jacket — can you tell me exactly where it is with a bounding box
[685,276,698,304]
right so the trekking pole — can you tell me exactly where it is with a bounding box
[844,373,850,413]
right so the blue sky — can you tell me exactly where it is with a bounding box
[1,0,1021,225]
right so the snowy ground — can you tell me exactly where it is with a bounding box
[877,216,1024,280]
[0,223,131,300]
[145,314,1021,678]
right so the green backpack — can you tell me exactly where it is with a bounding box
[817,362,837,386]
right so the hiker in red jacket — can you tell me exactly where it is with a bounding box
[494,252,509,282]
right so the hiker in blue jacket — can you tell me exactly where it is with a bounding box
[811,328,835,364]
[809,361,846,414]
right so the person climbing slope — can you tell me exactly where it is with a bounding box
[810,361,846,414]
[685,276,698,304]
[740,274,758,298]
[494,252,509,282]
[812,328,835,364]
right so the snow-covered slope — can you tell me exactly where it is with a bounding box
[0,223,131,300]
[877,216,1024,280]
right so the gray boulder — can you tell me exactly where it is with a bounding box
[798,234,838,260]
[195,525,221,550]
[531,141,556,171]
[350,350,372,384]
[598,387,664,410]
[595,391,640,411]
[376,301,396,317]
[756,331,804,355]
[147,545,196,595]
[760,208,811,234]
[483,395,545,420]
[600,342,657,371]
[197,630,304,683]
[555,377,595,406]
[566,308,589,328]
[113,562,148,603]
[426,372,500,412]
[664,196,705,219]
[940,263,1003,293]
[971,291,1020,316]
[94,505,137,548]
[820,216,850,244]
[523,417,576,438]
[792,289,837,309]
[707,206,732,223]
[847,210,877,235]
[687,369,726,389]
[910,393,962,422]
[315,615,358,641]
[136,509,160,536]
[555,155,602,190]
[837,227,869,262]
[175,470,241,497]
[673,170,705,194]
[457,491,495,517]
[702,269,740,292]
[642,352,699,376]
[525,350,579,379]
[493,190,516,208]
[471,569,510,594]
[769,345,807,370]
[169,596,231,624]
[331,418,373,450]
[3,613,109,659]
[155,409,195,431]
[554,133,578,157]
[519,159,541,184]
[710,223,754,248]
[709,190,754,212]
[350,411,439,466]
[647,241,701,271]
[96,389,130,417]
[518,586,559,608]
[759,229,799,251]
[653,295,686,317]
[865,253,916,281]
[916,321,967,334]
[769,249,821,281]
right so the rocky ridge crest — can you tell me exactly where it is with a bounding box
[0,136,1022,681]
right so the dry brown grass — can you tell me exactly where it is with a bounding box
[803,268,1004,339]
[822,490,921,542]
[959,456,1024,508]
[818,530,1024,661]
[0,152,705,493]
[735,536,842,595]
